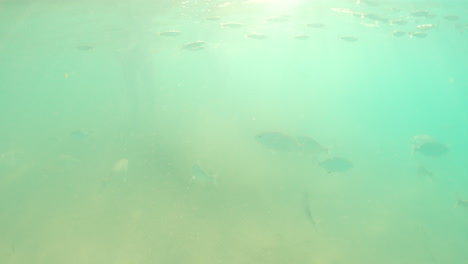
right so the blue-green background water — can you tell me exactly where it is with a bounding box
[1,0,467,263]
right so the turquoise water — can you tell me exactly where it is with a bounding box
[1,0,467,263]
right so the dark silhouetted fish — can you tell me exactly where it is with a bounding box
[417,162,433,180]
[71,129,93,139]
[444,15,459,21]
[456,194,468,209]
[414,141,448,157]
[296,136,327,155]
[303,192,319,230]
[255,132,300,152]
[319,157,353,173]
[191,163,216,185]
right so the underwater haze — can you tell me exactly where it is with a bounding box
[1,0,468,263]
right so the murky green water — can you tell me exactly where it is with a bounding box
[1,0,467,263]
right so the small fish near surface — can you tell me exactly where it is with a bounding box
[191,163,216,185]
[410,32,428,38]
[319,157,353,173]
[306,23,325,28]
[293,34,310,40]
[221,22,244,28]
[245,33,268,40]
[265,16,288,23]
[392,31,406,37]
[182,41,206,51]
[255,132,300,152]
[340,36,358,42]
[159,30,182,37]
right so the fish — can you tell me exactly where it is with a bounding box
[182,41,206,50]
[112,158,129,174]
[414,141,449,157]
[340,36,358,42]
[306,23,325,28]
[303,192,319,229]
[191,163,216,185]
[416,24,437,31]
[206,16,221,21]
[410,32,428,38]
[245,33,268,40]
[363,13,389,23]
[456,194,468,209]
[265,16,288,23]
[319,157,353,173]
[221,22,243,28]
[255,132,300,152]
[391,19,408,25]
[159,30,181,37]
[295,136,327,155]
[76,45,93,51]
[392,31,406,37]
[444,15,459,21]
[71,129,93,139]
[293,34,310,40]
[411,10,431,17]
[417,162,433,180]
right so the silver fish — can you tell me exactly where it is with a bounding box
[293,34,310,40]
[392,31,406,37]
[416,24,437,31]
[245,33,268,40]
[410,32,428,38]
[159,30,181,37]
[363,13,389,23]
[411,10,431,17]
[206,16,221,21]
[255,132,300,152]
[306,23,325,28]
[391,19,408,25]
[341,36,358,42]
[265,16,288,23]
[319,157,353,173]
[182,41,206,50]
[221,22,243,28]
